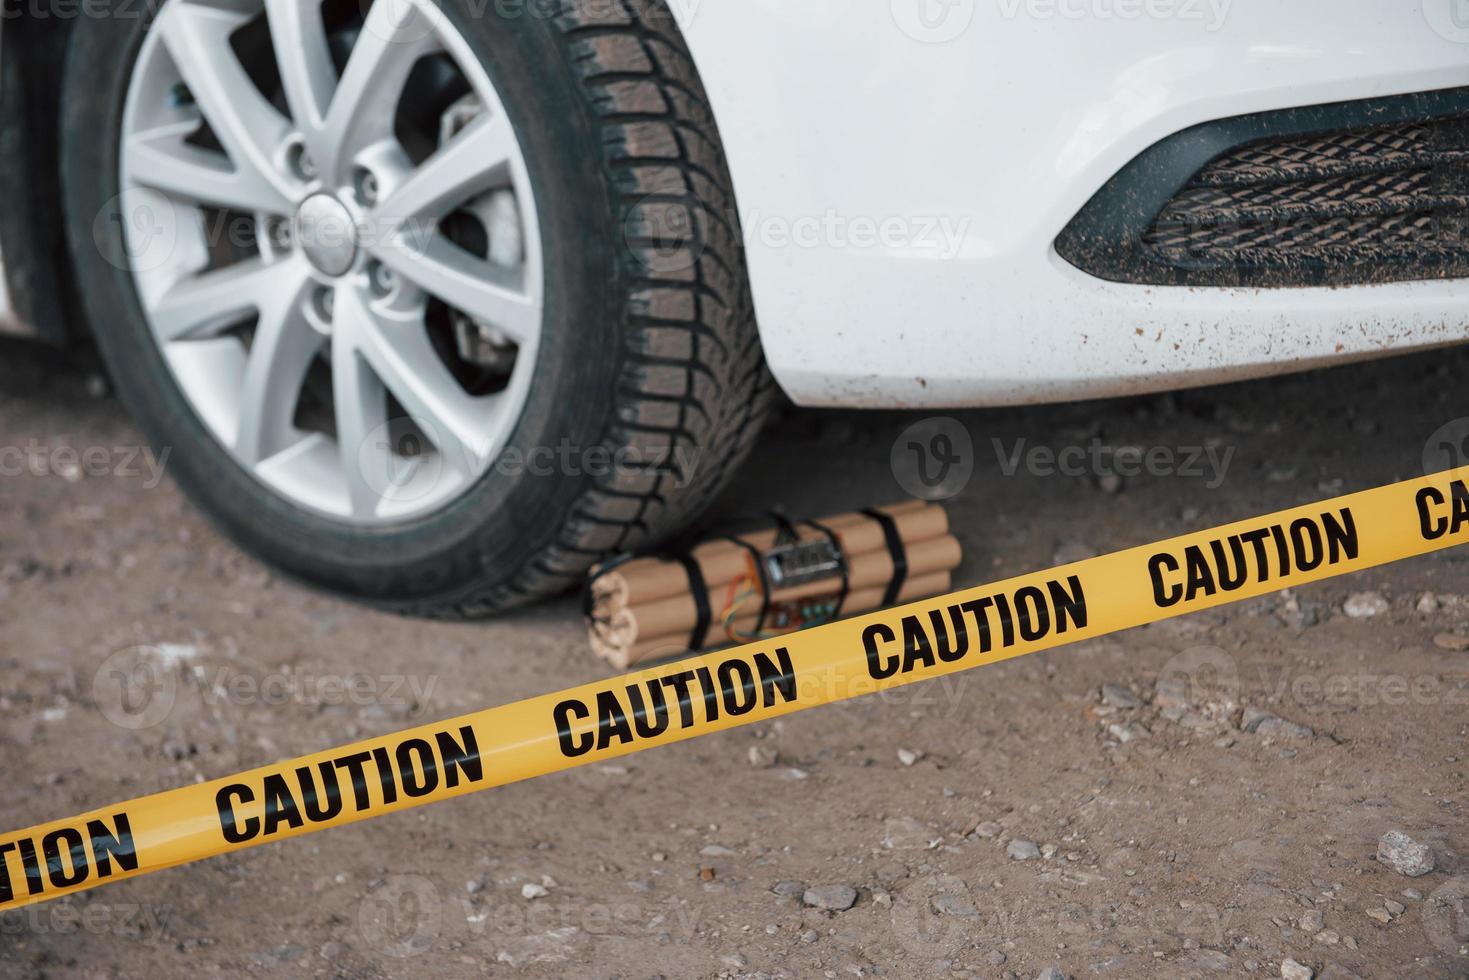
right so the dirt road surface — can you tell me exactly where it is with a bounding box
[2,339,1467,979]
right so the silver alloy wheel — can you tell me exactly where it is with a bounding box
[119,0,544,523]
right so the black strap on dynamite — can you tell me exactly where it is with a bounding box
[724,535,773,636]
[803,518,850,617]
[861,508,908,607]
[678,554,713,653]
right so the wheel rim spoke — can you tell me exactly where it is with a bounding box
[127,126,290,214]
[155,0,298,214]
[371,233,539,345]
[235,271,320,465]
[335,285,490,477]
[373,113,516,228]
[263,0,336,150]
[317,0,441,182]
[148,258,288,342]
[330,311,394,519]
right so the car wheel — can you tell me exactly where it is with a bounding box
[61,0,771,615]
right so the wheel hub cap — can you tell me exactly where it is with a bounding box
[295,194,358,277]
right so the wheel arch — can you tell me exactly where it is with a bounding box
[0,3,83,345]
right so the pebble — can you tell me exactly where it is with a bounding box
[1315,930,1339,946]
[1280,958,1313,980]
[1432,632,1469,652]
[1342,592,1389,619]
[1402,888,1422,900]
[1299,910,1324,933]
[748,745,778,768]
[701,845,736,857]
[988,951,1008,966]
[520,883,548,900]
[897,748,922,767]
[1376,830,1435,877]
[1107,722,1149,743]
[1101,683,1142,709]
[931,893,978,917]
[1383,899,1405,916]
[1035,968,1066,980]
[802,884,858,911]
[799,929,819,944]
[1007,840,1041,861]
[773,880,805,899]
[1417,593,1442,614]
[1097,474,1123,494]
[975,821,1003,839]
[1364,908,1391,925]
[1241,706,1313,739]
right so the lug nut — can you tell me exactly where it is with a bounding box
[313,286,335,322]
[268,218,292,251]
[355,168,380,206]
[289,143,318,182]
[368,260,396,297]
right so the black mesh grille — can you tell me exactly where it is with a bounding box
[1138,118,1469,287]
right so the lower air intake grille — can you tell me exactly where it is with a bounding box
[1055,91,1469,289]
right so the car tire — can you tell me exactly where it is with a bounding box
[60,0,771,616]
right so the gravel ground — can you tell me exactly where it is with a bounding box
[1,338,1467,979]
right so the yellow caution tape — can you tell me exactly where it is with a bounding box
[5,467,1469,910]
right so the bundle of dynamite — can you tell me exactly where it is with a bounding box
[586,501,962,669]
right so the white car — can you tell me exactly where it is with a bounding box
[3,0,1465,614]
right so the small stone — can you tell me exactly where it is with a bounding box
[1007,839,1041,861]
[1107,722,1149,743]
[1343,936,1358,950]
[1315,930,1340,946]
[988,951,1008,966]
[1432,632,1469,652]
[799,929,819,944]
[931,893,978,917]
[521,883,548,900]
[1242,707,1313,739]
[699,867,716,881]
[1053,540,1096,565]
[1383,899,1405,916]
[802,884,858,911]
[1364,908,1391,925]
[897,748,922,767]
[1299,910,1324,934]
[773,880,805,899]
[1280,958,1313,980]
[975,821,1003,839]
[1343,592,1389,619]
[1402,888,1422,900]
[1101,683,1142,709]
[748,745,778,768]
[466,879,483,895]
[1041,844,1058,860]
[1035,968,1066,980]
[701,845,736,857]
[1377,830,1434,877]
[1097,474,1123,494]
[721,952,747,969]
[1417,593,1442,614]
